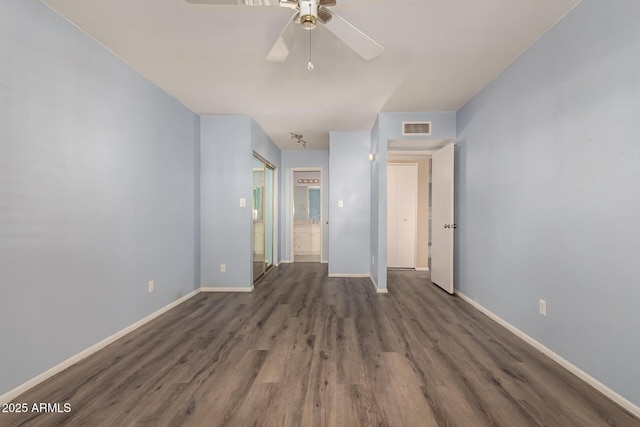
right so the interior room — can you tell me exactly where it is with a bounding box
[1,0,639,425]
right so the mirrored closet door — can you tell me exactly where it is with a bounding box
[252,154,275,282]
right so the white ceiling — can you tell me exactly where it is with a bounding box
[41,0,580,150]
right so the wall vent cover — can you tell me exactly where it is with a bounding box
[402,121,431,136]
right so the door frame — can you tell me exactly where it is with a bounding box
[290,167,323,263]
[253,152,276,283]
[385,148,453,291]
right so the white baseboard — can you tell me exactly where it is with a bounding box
[328,273,370,278]
[368,275,388,294]
[329,273,387,293]
[201,286,254,293]
[455,291,640,419]
[279,260,293,264]
[416,267,429,271]
[0,289,200,405]
[321,260,328,264]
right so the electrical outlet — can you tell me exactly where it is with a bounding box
[239,198,246,208]
[148,280,155,293]
[220,264,226,273]
[338,200,344,208]
[539,299,547,317]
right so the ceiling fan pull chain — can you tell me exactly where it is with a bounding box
[307,29,314,71]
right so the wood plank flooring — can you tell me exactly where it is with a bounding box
[2,264,639,426]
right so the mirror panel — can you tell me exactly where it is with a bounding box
[252,156,265,282]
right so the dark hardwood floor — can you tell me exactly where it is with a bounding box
[2,264,638,426]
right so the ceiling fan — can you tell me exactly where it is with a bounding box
[185,0,383,62]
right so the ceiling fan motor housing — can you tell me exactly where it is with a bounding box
[299,0,318,30]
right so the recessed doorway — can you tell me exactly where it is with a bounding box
[291,169,322,263]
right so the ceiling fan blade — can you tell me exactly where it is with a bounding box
[185,0,281,5]
[279,0,299,8]
[323,10,383,61]
[317,7,332,24]
[266,12,299,62]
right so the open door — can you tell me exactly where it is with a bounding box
[431,144,455,293]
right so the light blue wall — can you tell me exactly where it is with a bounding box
[329,132,371,275]
[370,118,381,286]
[378,112,457,141]
[371,112,457,289]
[200,116,280,287]
[200,116,252,288]
[280,150,330,262]
[456,0,640,407]
[0,0,199,396]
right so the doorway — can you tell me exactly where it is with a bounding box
[386,144,455,293]
[253,153,275,283]
[291,169,322,263]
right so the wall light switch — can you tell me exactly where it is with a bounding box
[220,264,226,273]
[338,200,344,208]
[240,198,246,208]
[148,280,155,293]
[539,299,547,317]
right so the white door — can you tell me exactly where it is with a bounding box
[387,164,418,268]
[431,144,455,293]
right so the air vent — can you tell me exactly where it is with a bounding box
[402,121,431,136]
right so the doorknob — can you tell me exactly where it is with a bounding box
[444,224,450,229]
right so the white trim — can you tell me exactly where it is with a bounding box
[252,153,277,279]
[321,260,328,264]
[200,286,254,293]
[368,275,388,293]
[330,274,388,294]
[416,267,429,271]
[279,260,293,264]
[0,289,200,405]
[455,291,640,419]
[328,273,370,278]
[387,152,435,158]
